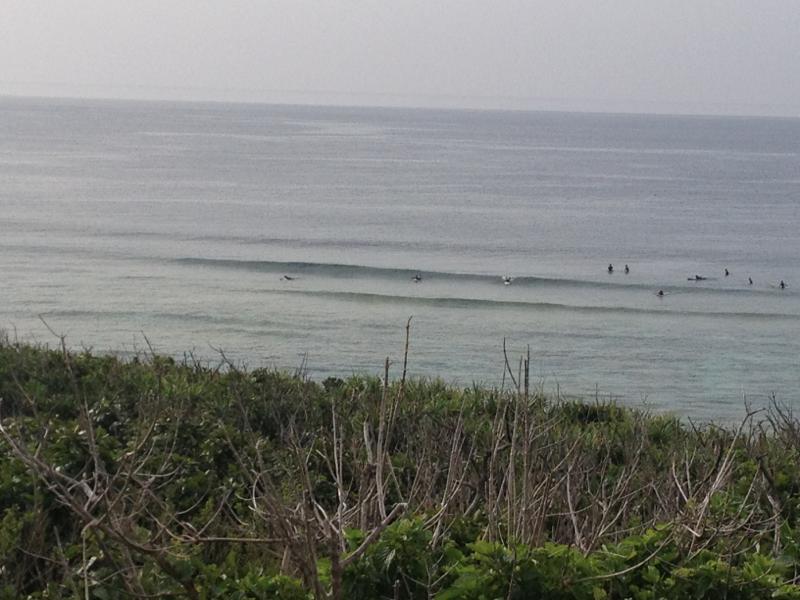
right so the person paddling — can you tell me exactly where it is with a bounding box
[608,264,614,274]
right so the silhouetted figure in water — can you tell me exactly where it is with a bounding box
[688,275,707,281]
[657,290,664,297]
[608,264,614,274]
[780,280,786,289]
[412,273,422,283]
[502,276,513,285]
[749,277,753,285]
[281,275,295,281]
[624,264,630,274]
[725,268,730,277]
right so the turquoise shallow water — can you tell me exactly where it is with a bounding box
[1,97,799,420]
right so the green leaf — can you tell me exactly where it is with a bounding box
[593,586,608,600]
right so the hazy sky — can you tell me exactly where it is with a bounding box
[1,1,798,116]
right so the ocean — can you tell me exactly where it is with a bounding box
[1,96,798,420]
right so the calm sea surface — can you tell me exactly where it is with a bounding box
[1,97,799,420]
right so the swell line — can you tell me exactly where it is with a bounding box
[271,289,800,320]
[176,257,790,296]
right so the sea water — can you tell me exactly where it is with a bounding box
[1,97,799,420]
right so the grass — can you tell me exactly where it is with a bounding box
[1,334,800,598]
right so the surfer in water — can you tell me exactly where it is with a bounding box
[412,273,422,283]
[624,264,630,274]
[780,280,786,289]
[281,275,295,281]
[688,275,707,281]
[725,268,730,277]
[502,276,513,285]
[748,277,753,285]
[657,290,664,297]
[608,264,614,274]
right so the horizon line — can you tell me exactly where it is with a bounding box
[1,83,799,121]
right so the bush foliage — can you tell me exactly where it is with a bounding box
[1,337,800,598]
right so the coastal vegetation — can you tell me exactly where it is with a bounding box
[2,331,800,598]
